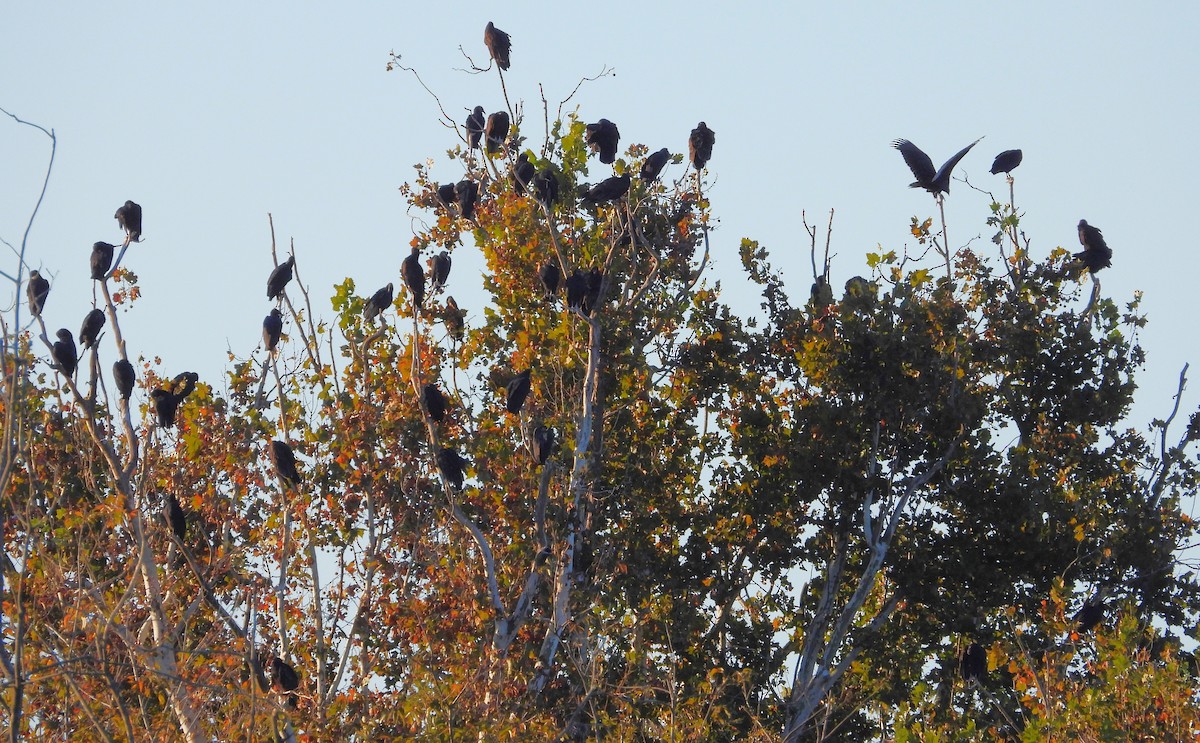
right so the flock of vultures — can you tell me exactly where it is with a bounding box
[22,20,1114,711]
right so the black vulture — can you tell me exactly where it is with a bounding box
[583,267,603,315]
[113,359,135,400]
[172,371,199,400]
[990,149,1023,175]
[430,251,451,293]
[27,270,49,317]
[485,111,510,154]
[892,138,982,196]
[1074,596,1105,633]
[532,167,559,207]
[115,200,143,241]
[91,242,116,280]
[960,643,987,682]
[810,276,834,307]
[512,153,535,194]
[401,246,426,309]
[267,256,295,301]
[585,119,620,164]
[437,447,467,490]
[444,296,465,342]
[270,656,300,708]
[506,369,531,414]
[641,147,671,182]
[166,493,187,540]
[465,106,486,150]
[436,183,458,213]
[1075,220,1112,274]
[484,22,511,71]
[263,308,284,352]
[533,424,557,466]
[271,440,301,488]
[581,174,631,205]
[689,122,715,170]
[539,261,561,298]
[363,283,394,323]
[52,329,78,378]
[151,388,181,428]
[565,270,587,311]
[423,383,447,423]
[79,308,106,350]
[455,179,479,220]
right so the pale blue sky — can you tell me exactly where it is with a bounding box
[2,3,1197,429]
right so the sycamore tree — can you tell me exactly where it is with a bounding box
[2,30,1199,742]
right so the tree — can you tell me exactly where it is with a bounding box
[2,33,1198,741]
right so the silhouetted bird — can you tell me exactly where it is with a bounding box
[532,167,559,207]
[1074,597,1105,633]
[437,447,468,490]
[960,643,987,682]
[539,261,561,298]
[485,111,510,154]
[151,388,181,427]
[444,296,465,342]
[401,246,426,308]
[363,283,394,324]
[270,656,300,708]
[585,119,620,164]
[465,106,486,149]
[172,371,199,401]
[431,252,451,293]
[689,122,715,170]
[113,359,135,400]
[892,137,982,197]
[990,149,1023,175]
[436,183,458,213]
[583,267,603,315]
[455,179,479,220]
[512,152,535,193]
[263,308,283,352]
[484,22,511,71]
[115,200,143,241]
[27,270,49,317]
[565,269,587,311]
[166,493,187,540]
[641,147,671,182]
[1075,220,1112,274]
[582,174,631,205]
[267,256,295,301]
[91,242,116,280]
[423,383,447,423]
[810,276,834,307]
[52,329,77,378]
[533,424,557,466]
[271,440,301,488]
[506,369,531,414]
[79,309,105,350]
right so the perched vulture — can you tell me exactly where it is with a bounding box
[539,261,561,298]
[583,267,603,315]
[270,656,300,708]
[582,174,631,205]
[465,106,486,150]
[455,179,479,220]
[485,111,510,154]
[151,388,181,428]
[166,493,187,540]
[689,122,715,170]
[512,152,535,194]
[52,329,78,378]
[79,308,106,350]
[401,246,426,309]
[363,283,394,323]
[437,447,468,490]
[532,167,560,207]
[436,183,458,213]
[27,270,49,317]
[423,383,447,423]
[444,296,465,342]
[115,200,143,241]
[565,270,587,311]
[263,308,284,352]
[641,147,671,182]
[960,643,987,682]
[91,241,116,280]
[484,22,512,71]
[585,119,620,165]
[532,424,557,466]
[171,371,199,401]
[1074,596,1105,633]
[271,440,301,488]
[1075,220,1112,274]
[892,137,982,196]
[506,369,532,414]
[990,149,1023,175]
[113,359,135,400]
[430,251,451,293]
[267,256,295,301]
